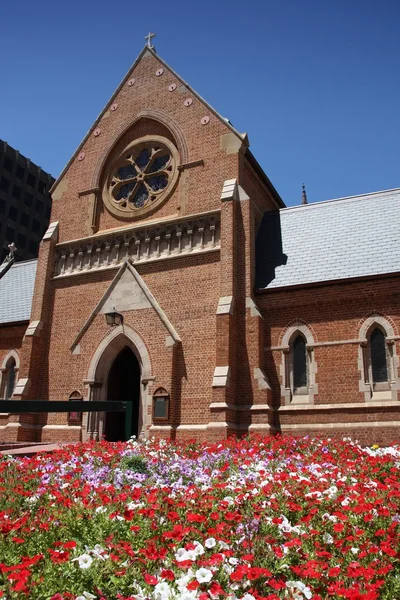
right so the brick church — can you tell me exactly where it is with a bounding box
[0,41,399,446]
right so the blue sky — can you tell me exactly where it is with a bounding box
[1,0,399,206]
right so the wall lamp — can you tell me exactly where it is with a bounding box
[105,307,123,327]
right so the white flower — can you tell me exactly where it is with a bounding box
[176,569,194,591]
[26,496,39,504]
[154,581,172,599]
[325,486,338,498]
[242,595,256,600]
[190,541,205,556]
[195,567,213,583]
[76,593,96,600]
[205,537,216,548]
[323,533,334,545]
[92,546,107,561]
[127,501,144,510]
[223,496,235,505]
[175,547,190,562]
[76,554,93,569]
[351,547,359,554]
[179,594,197,600]
[286,580,312,599]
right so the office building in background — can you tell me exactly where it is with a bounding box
[0,140,55,262]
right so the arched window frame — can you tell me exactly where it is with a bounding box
[358,315,399,402]
[0,351,20,409]
[280,323,318,405]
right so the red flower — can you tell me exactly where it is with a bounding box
[144,573,157,585]
[210,581,225,596]
[187,513,206,523]
[49,550,70,564]
[161,569,175,581]
[187,580,200,591]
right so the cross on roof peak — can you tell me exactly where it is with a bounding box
[7,242,17,258]
[145,32,156,49]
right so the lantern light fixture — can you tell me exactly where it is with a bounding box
[105,307,123,327]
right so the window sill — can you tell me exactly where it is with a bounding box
[291,393,312,405]
[368,390,393,402]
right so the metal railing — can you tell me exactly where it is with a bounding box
[0,400,130,440]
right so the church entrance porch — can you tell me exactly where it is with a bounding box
[105,346,140,441]
[84,325,154,442]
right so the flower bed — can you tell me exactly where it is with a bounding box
[0,436,399,600]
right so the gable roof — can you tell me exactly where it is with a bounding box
[256,188,400,290]
[0,260,37,324]
[70,260,180,350]
[50,46,247,195]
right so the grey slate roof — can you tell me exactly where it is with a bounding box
[0,260,37,324]
[256,188,400,290]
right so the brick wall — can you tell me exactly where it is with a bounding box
[257,276,400,444]
[0,324,25,365]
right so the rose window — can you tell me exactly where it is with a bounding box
[104,136,179,218]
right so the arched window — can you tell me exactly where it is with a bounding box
[281,322,317,405]
[358,316,399,402]
[369,327,388,384]
[2,357,16,399]
[293,334,307,390]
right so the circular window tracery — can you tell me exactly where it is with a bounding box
[103,135,179,218]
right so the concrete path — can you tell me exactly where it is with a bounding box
[0,442,77,456]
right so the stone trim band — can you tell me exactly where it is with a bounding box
[53,212,220,278]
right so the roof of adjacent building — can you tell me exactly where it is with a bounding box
[256,188,400,290]
[0,260,37,324]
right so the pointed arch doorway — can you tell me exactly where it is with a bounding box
[85,325,153,442]
[105,346,140,441]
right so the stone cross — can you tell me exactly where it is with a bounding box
[145,32,155,49]
[7,242,17,261]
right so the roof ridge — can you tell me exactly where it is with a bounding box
[10,259,38,268]
[151,50,246,144]
[280,187,400,213]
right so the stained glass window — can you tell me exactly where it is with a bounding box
[117,164,137,180]
[132,184,149,208]
[370,328,388,383]
[110,141,174,212]
[147,175,168,191]
[148,154,170,173]
[135,149,151,169]
[293,335,307,390]
[115,182,135,201]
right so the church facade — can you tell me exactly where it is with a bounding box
[0,45,399,446]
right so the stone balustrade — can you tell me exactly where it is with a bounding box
[54,213,220,278]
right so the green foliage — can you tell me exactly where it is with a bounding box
[119,453,148,474]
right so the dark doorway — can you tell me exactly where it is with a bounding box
[105,346,140,441]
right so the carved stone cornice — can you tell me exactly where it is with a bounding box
[53,211,220,278]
